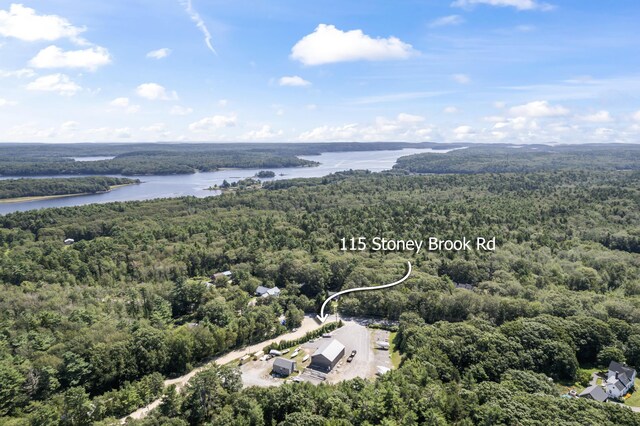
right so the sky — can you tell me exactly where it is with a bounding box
[0,0,639,144]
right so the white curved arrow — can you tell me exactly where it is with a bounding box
[316,261,412,323]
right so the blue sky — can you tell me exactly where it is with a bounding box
[0,0,639,143]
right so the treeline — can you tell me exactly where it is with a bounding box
[1,170,640,423]
[0,177,139,200]
[0,152,316,176]
[0,141,455,176]
[394,144,640,174]
[0,141,447,160]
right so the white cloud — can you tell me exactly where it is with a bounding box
[397,113,425,123]
[218,99,228,107]
[632,110,640,122]
[115,128,131,138]
[136,83,177,101]
[189,114,237,132]
[0,98,17,107]
[61,120,78,131]
[244,125,283,140]
[109,97,140,113]
[278,75,311,87]
[306,104,317,110]
[579,110,612,123]
[26,73,81,96]
[84,126,133,140]
[0,68,35,78]
[298,113,435,142]
[509,100,569,117]
[0,4,86,43]
[178,0,216,54]
[594,127,614,137]
[350,91,449,105]
[170,105,193,116]
[451,0,555,11]
[429,15,465,28]
[110,97,130,108]
[146,48,171,59]
[494,101,506,109]
[29,45,111,71]
[444,106,459,114]
[493,116,538,131]
[141,123,167,132]
[291,24,415,66]
[453,125,475,139]
[452,73,471,84]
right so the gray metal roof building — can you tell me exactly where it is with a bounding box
[272,358,296,376]
[256,285,281,297]
[578,385,608,402]
[310,339,345,372]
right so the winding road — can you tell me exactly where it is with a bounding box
[119,315,332,423]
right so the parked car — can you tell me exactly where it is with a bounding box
[347,350,357,362]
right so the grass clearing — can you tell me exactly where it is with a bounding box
[389,331,402,369]
[624,378,640,407]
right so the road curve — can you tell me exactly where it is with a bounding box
[120,315,331,423]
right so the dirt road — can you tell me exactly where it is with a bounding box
[120,315,330,423]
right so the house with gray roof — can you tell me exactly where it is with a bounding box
[606,361,636,399]
[310,339,345,372]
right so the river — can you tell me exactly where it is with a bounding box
[0,148,449,215]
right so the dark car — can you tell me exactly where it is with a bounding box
[347,350,357,362]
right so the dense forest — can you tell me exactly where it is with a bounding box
[1,153,640,424]
[0,142,452,176]
[0,152,316,177]
[394,144,640,174]
[0,177,139,200]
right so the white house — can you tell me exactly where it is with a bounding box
[606,361,636,399]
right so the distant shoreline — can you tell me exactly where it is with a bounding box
[0,183,136,204]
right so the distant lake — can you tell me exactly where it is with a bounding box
[71,156,116,161]
[0,148,451,215]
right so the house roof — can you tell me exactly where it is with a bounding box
[618,372,631,387]
[313,339,345,362]
[455,283,474,290]
[273,358,295,370]
[609,361,636,378]
[579,385,608,402]
[256,285,280,296]
[213,271,232,279]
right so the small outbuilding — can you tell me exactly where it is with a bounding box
[212,270,232,280]
[578,385,608,402]
[310,339,345,372]
[272,358,296,377]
